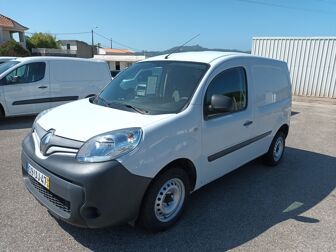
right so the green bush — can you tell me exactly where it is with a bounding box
[26,33,59,51]
[0,40,30,57]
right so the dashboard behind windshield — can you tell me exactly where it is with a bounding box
[0,61,19,75]
[96,61,209,115]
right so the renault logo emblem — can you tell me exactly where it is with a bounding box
[40,129,55,154]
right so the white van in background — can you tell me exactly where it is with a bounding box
[0,57,111,118]
[0,57,19,64]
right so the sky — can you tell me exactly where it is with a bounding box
[1,0,336,51]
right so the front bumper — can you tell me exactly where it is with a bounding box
[21,133,151,228]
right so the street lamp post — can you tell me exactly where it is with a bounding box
[91,27,98,57]
[91,29,94,57]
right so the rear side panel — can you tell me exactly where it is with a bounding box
[250,59,291,154]
[48,60,111,108]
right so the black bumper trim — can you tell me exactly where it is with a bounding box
[21,133,152,228]
[28,175,71,214]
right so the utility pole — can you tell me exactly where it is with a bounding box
[110,38,112,49]
[91,29,94,57]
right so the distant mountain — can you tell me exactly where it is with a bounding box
[139,44,250,57]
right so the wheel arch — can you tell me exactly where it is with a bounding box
[136,158,197,226]
[151,158,197,192]
[277,123,289,138]
[0,103,5,117]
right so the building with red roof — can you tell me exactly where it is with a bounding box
[0,14,28,48]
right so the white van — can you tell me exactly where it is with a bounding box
[0,57,111,118]
[21,51,291,232]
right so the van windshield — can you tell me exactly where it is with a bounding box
[0,61,19,75]
[94,61,209,115]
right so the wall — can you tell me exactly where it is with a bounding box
[76,41,93,58]
[252,37,336,98]
[32,48,77,57]
[0,28,12,43]
[94,54,146,70]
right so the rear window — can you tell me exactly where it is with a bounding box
[252,65,290,105]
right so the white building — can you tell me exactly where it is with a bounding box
[94,48,145,70]
[32,40,93,58]
[252,37,336,98]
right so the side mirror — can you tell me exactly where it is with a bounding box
[88,95,97,103]
[208,94,233,114]
[12,76,20,83]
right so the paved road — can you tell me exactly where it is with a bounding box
[0,101,335,251]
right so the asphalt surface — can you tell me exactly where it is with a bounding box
[0,100,335,251]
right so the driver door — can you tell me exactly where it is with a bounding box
[201,65,254,183]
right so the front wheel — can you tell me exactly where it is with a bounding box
[263,131,286,166]
[139,167,190,232]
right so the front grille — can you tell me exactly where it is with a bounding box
[29,176,71,213]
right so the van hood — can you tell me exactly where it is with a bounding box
[36,98,173,142]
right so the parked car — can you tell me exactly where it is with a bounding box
[21,51,291,232]
[0,57,111,118]
[0,56,19,64]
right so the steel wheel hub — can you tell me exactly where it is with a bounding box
[154,178,185,222]
[273,137,284,161]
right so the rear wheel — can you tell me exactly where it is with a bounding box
[263,131,285,166]
[0,105,4,119]
[139,167,190,232]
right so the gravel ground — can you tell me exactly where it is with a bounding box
[0,99,335,251]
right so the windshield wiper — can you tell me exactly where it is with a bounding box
[106,101,148,114]
[123,103,148,114]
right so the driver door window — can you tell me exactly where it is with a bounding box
[5,62,46,85]
[205,67,247,118]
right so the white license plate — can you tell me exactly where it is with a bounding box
[27,163,50,190]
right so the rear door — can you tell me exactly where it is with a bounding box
[2,61,50,116]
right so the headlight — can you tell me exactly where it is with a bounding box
[33,108,53,129]
[76,128,142,162]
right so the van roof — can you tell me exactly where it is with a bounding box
[142,51,250,64]
[143,51,283,64]
[13,56,104,63]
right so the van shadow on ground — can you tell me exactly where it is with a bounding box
[57,147,336,251]
[0,116,35,130]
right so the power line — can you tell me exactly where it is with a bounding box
[234,0,336,15]
[93,31,139,51]
[26,31,91,35]
[93,31,110,41]
[53,32,91,35]
[313,0,336,5]
[26,30,141,51]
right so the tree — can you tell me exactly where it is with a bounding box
[26,32,59,51]
[0,40,30,57]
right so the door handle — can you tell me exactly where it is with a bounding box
[38,86,48,89]
[243,120,253,126]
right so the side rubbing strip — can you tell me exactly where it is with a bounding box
[13,96,78,106]
[208,131,272,162]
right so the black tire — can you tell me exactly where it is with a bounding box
[263,131,286,166]
[139,167,190,232]
[0,105,4,119]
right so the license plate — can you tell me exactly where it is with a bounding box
[27,163,50,190]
